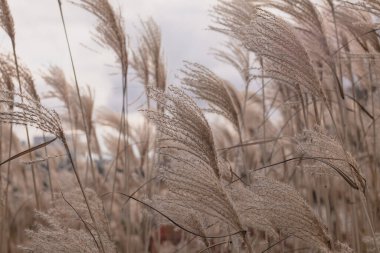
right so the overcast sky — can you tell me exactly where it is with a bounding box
[5,0,240,113]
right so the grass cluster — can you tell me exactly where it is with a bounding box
[1,0,380,252]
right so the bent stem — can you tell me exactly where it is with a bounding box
[57,0,97,186]
[62,137,105,253]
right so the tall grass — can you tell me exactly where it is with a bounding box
[1,0,380,252]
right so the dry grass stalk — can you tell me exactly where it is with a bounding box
[143,85,351,252]
[57,0,100,187]
[43,66,74,111]
[20,188,115,253]
[72,0,128,73]
[138,18,166,92]
[180,62,252,182]
[0,90,64,140]
[213,1,323,98]
[71,4,130,241]
[0,0,42,218]
[296,128,366,192]
[181,62,242,131]
[250,176,333,252]
[0,0,14,45]
[145,86,255,251]
[1,0,380,252]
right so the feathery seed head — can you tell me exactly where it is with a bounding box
[296,128,366,192]
[181,62,242,131]
[72,0,128,72]
[0,0,15,44]
[0,90,64,141]
[213,1,324,97]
